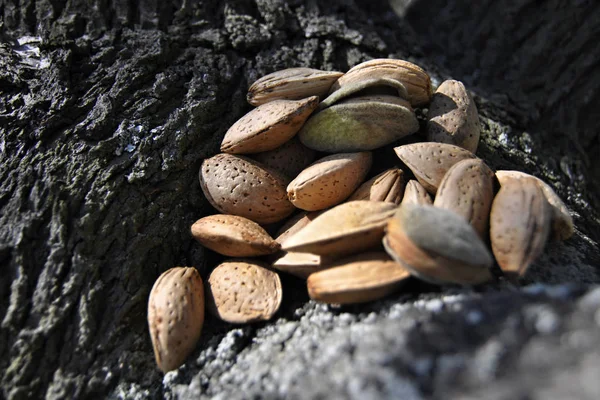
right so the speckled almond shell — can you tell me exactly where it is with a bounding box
[329,59,432,106]
[287,152,372,211]
[401,180,432,206]
[394,143,476,194]
[247,68,344,106]
[251,136,316,179]
[433,159,495,239]
[199,154,295,224]
[383,204,493,285]
[221,96,319,154]
[190,214,280,257]
[148,267,204,373]
[427,80,481,153]
[282,200,397,258]
[490,176,552,278]
[496,170,574,241]
[347,168,405,204]
[307,252,410,304]
[206,260,282,323]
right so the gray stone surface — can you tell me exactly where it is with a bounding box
[0,0,599,399]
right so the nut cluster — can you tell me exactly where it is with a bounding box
[148,60,575,372]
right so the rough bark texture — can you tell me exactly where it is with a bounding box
[0,0,599,399]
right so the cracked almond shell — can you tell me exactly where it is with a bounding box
[199,153,295,224]
[221,96,318,154]
[401,180,432,206]
[347,168,405,204]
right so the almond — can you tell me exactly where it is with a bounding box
[490,175,552,278]
[401,180,432,206]
[427,80,481,153]
[433,159,495,239]
[199,153,295,224]
[271,252,331,278]
[347,168,405,204]
[495,170,574,240]
[221,96,318,154]
[307,252,410,304]
[329,58,432,106]
[287,152,372,211]
[274,210,325,245]
[251,136,316,179]
[190,214,280,257]
[148,267,204,372]
[248,68,343,106]
[206,260,282,323]
[282,200,397,258]
[394,142,476,194]
[383,204,493,285]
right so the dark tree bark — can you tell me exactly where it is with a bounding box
[0,1,599,399]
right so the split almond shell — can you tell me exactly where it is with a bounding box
[401,180,432,206]
[347,168,405,204]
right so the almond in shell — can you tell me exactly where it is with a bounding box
[394,142,476,194]
[287,152,372,211]
[282,200,397,258]
[206,260,282,323]
[199,153,295,224]
[251,136,316,179]
[490,175,552,278]
[191,214,280,257]
[383,204,493,285]
[307,252,410,304]
[427,80,481,153]
[401,180,432,206]
[221,96,318,154]
[433,158,495,239]
[148,267,205,372]
[347,168,405,204]
[248,68,344,106]
[272,252,331,278]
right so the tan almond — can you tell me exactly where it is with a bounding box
[206,260,282,323]
[307,252,411,304]
[248,68,344,106]
[287,152,372,211]
[496,170,574,240]
[433,159,495,239]
[220,96,318,154]
[274,210,325,245]
[251,136,316,179]
[347,168,405,204]
[401,180,432,206]
[190,214,280,257]
[329,59,432,106]
[199,153,295,224]
[282,200,397,258]
[383,204,493,285]
[148,267,204,373]
[490,175,552,278]
[272,252,331,279]
[394,142,476,194]
[427,80,481,153]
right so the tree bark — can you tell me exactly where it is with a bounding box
[0,1,599,399]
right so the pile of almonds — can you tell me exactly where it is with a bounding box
[147,59,575,372]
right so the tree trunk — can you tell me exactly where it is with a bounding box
[0,1,599,399]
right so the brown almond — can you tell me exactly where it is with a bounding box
[401,180,432,206]
[383,204,493,285]
[282,200,397,258]
[199,154,295,224]
[347,168,405,204]
[248,68,344,106]
[490,175,552,278]
[394,142,476,194]
[251,136,316,179]
[427,80,481,153]
[496,170,574,240]
[206,260,282,323]
[221,96,319,154]
[191,214,280,257]
[272,252,331,278]
[329,59,432,106]
[307,252,410,304]
[148,267,204,373]
[287,152,372,211]
[433,159,495,239]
